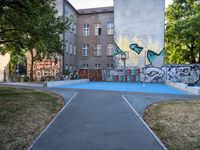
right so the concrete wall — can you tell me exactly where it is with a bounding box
[55,0,64,16]
[114,0,165,68]
[141,64,200,84]
[77,12,114,69]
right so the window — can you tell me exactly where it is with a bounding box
[107,64,113,69]
[94,44,101,56]
[65,64,68,70]
[70,23,73,33]
[69,43,73,54]
[107,22,114,35]
[83,24,89,36]
[69,64,73,70]
[74,23,76,34]
[107,44,114,56]
[73,45,76,55]
[83,44,89,56]
[95,24,101,36]
[82,64,89,69]
[65,41,69,53]
[95,64,101,69]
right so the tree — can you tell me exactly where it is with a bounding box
[165,0,200,64]
[0,0,71,81]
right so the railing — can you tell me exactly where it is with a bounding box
[78,68,141,82]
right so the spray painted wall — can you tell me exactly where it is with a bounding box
[141,64,200,84]
[114,0,165,68]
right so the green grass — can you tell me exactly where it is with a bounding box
[144,100,200,150]
[0,87,64,150]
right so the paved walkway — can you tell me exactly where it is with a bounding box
[1,83,200,150]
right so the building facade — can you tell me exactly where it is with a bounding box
[63,1,78,70]
[76,7,114,69]
[62,0,165,70]
[62,1,114,70]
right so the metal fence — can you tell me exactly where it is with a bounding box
[77,68,141,82]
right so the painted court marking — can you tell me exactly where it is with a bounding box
[28,92,78,150]
[121,95,167,150]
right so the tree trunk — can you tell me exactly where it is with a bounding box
[30,49,34,81]
[190,44,196,64]
[198,50,200,64]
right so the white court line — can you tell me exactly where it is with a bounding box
[28,92,78,150]
[121,95,167,150]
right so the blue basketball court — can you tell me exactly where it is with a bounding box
[55,82,188,95]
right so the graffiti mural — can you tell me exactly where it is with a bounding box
[141,64,200,84]
[147,50,164,68]
[141,66,165,83]
[130,43,143,54]
[27,60,61,80]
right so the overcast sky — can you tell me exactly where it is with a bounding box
[68,0,173,9]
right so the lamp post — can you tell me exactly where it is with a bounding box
[121,52,128,82]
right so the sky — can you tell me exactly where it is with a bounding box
[68,0,173,9]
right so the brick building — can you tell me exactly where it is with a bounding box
[62,1,114,70]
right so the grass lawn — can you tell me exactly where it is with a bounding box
[144,100,200,150]
[0,87,64,150]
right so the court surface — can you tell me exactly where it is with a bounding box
[55,82,188,95]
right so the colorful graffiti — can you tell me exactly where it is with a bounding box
[141,64,200,84]
[27,60,61,80]
[114,36,164,67]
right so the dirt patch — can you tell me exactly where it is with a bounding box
[144,100,200,150]
[0,87,64,150]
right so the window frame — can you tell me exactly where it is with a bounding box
[82,44,89,56]
[83,24,89,36]
[94,44,102,56]
[107,44,114,56]
[107,22,114,35]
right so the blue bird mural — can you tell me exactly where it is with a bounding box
[129,43,143,54]
[147,50,164,64]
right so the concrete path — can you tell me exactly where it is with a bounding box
[29,91,164,150]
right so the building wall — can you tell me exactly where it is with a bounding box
[0,53,10,82]
[114,0,165,68]
[63,1,78,70]
[141,64,200,84]
[77,12,114,69]
[55,0,64,16]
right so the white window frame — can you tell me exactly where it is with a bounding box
[73,45,76,55]
[94,44,101,56]
[107,64,113,69]
[65,41,69,54]
[107,22,114,35]
[107,44,114,56]
[82,44,89,56]
[69,43,73,54]
[65,64,68,70]
[83,24,89,36]
[95,24,101,36]
[74,23,76,34]
[95,64,101,69]
[82,64,89,69]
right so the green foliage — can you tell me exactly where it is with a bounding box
[0,0,70,79]
[165,0,200,64]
